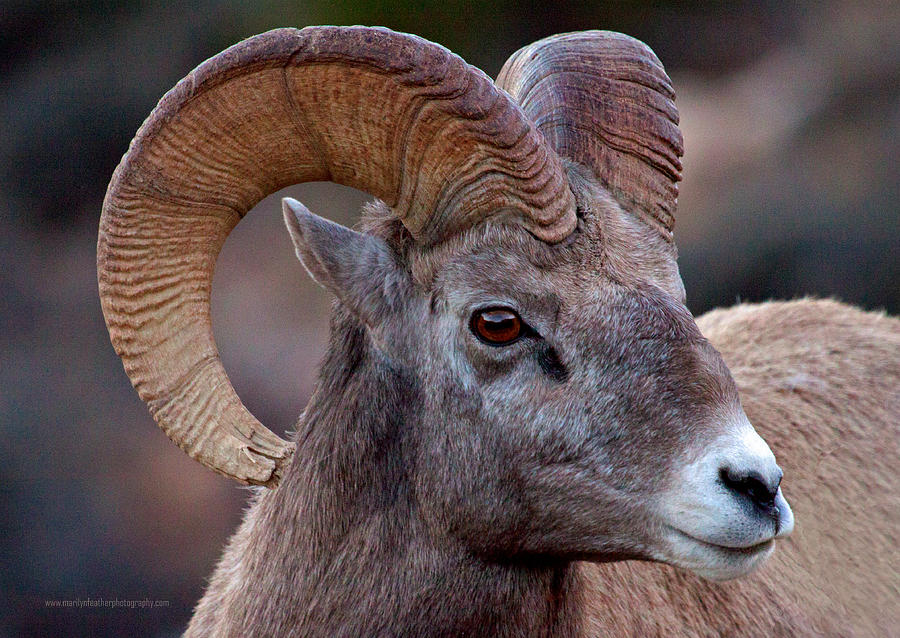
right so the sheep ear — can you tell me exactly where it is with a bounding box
[282,198,409,325]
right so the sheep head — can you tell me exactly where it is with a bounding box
[99,26,793,582]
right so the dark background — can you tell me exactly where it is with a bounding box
[2,1,897,636]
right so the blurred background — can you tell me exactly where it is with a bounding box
[1,1,897,635]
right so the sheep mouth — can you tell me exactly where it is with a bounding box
[668,526,775,556]
[660,524,777,580]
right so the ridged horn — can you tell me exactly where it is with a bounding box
[98,26,576,487]
[497,31,683,239]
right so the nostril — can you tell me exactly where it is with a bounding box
[719,467,778,510]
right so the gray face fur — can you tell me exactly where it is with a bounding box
[283,168,792,581]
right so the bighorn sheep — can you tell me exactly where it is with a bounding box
[98,26,899,636]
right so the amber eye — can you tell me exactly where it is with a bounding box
[471,308,524,346]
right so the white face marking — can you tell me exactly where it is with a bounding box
[733,420,777,465]
[654,410,794,580]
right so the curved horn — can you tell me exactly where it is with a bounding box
[496,31,683,239]
[98,26,575,486]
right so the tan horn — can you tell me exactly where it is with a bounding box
[98,26,575,487]
[496,31,683,239]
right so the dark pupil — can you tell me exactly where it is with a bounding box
[476,309,521,343]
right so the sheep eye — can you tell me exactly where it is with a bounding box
[471,308,523,346]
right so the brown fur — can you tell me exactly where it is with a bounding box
[100,26,896,637]
[186,176,898,637]
[187,186,898,638]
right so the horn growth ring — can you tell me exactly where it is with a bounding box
[98,27,575,486]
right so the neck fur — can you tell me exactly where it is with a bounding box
[186,310,582,637]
